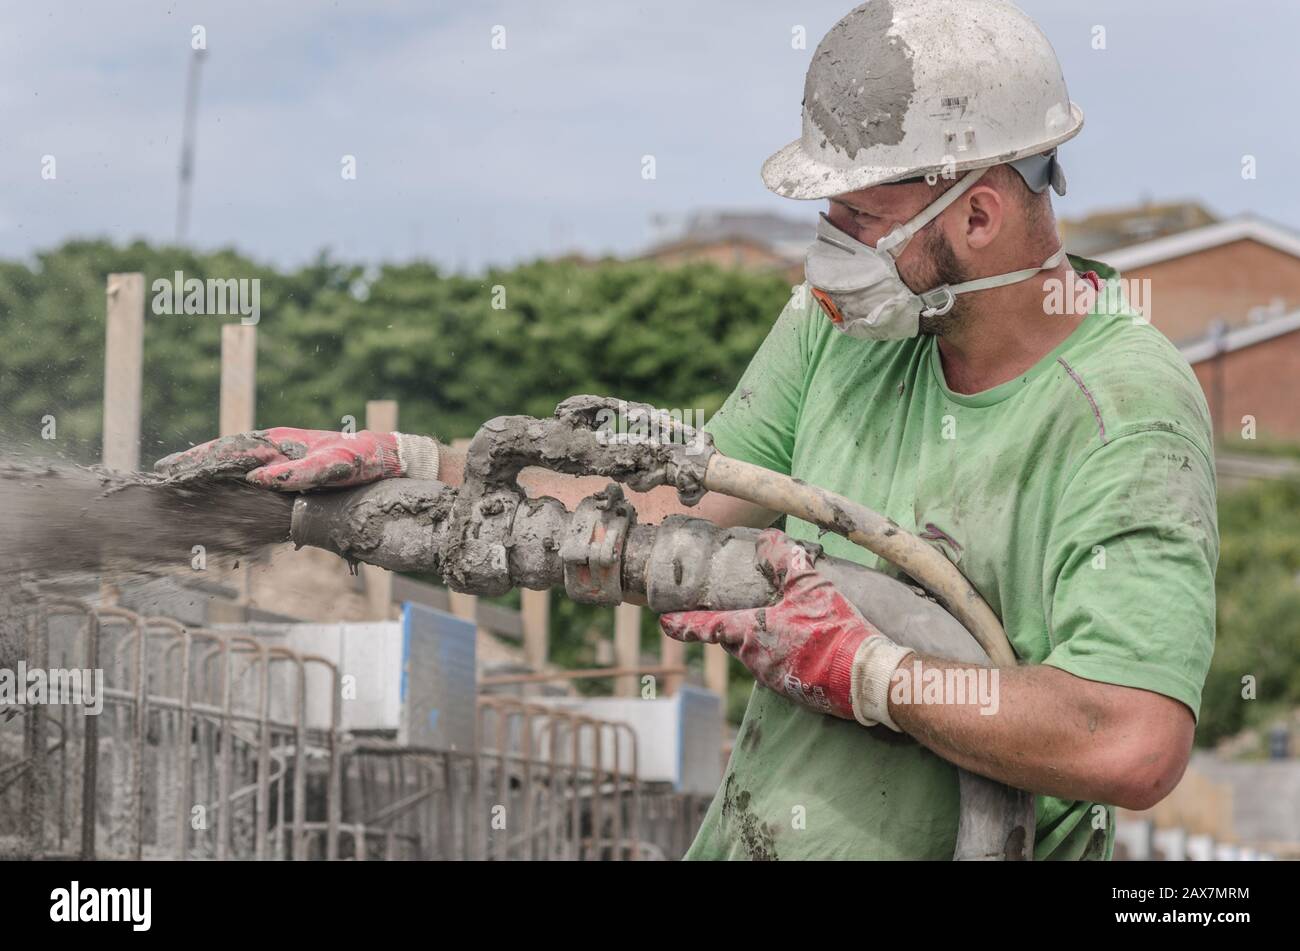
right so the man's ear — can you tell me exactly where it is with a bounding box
[961,185,1004,251]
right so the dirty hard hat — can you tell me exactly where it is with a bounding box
[762,0,1085,200]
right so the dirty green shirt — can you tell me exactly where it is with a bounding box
[688,259,1218,860]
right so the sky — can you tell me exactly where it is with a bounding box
[2,0,1297,273]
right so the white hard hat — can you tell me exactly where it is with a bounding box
[762,0,1085,200]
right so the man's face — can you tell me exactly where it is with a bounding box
[826,181,970,335]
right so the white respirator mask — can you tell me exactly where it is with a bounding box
[804,167,1066,340]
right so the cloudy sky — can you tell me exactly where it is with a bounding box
[3,0,1296,272]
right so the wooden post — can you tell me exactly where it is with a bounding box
[219,324,257,436]
[660,629,684,697]
[100,274,145,605]
[704,643,729,701]
[614,603,641,697]
[362,400,398,619]
[102,274,145,472]
[449,592,480,630]
[521,589,550,671]
[211,323,257,624]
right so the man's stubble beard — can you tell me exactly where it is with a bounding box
[913,227,972,337]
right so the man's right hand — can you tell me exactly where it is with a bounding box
[153,427,437,491]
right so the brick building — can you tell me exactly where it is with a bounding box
[640,234,804,285]
[639,210,810,284]
[1099,217,1300,444]
[1061,200,1218,260]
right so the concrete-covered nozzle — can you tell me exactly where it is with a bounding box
[290,479,455,574]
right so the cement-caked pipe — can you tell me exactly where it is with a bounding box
[289,478,1034,860]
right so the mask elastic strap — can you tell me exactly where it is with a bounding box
[919,248,1067,317]
[877,167,990,258]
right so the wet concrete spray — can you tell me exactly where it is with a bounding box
[0,457,295,678]
[0,459,294,579]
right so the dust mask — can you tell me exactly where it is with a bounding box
[805,168,1066,340]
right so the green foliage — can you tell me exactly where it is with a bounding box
[0,239,347,459]
[0,240,788,461]
[1198,476,1300,746]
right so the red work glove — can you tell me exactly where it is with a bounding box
[154,428,439,491]
[660,529,914,729]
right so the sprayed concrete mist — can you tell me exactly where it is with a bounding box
[0,459,294,579]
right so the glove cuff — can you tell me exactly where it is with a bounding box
[393,433,440,480]
[827,632,864,720]
[848,636,914,732]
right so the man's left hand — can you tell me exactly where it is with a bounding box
[659,529,914,729]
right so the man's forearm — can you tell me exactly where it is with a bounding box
[887,656,1193,811]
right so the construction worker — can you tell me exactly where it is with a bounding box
[159,0,1217,860]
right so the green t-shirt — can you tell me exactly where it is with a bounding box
[689,259,1219,861]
